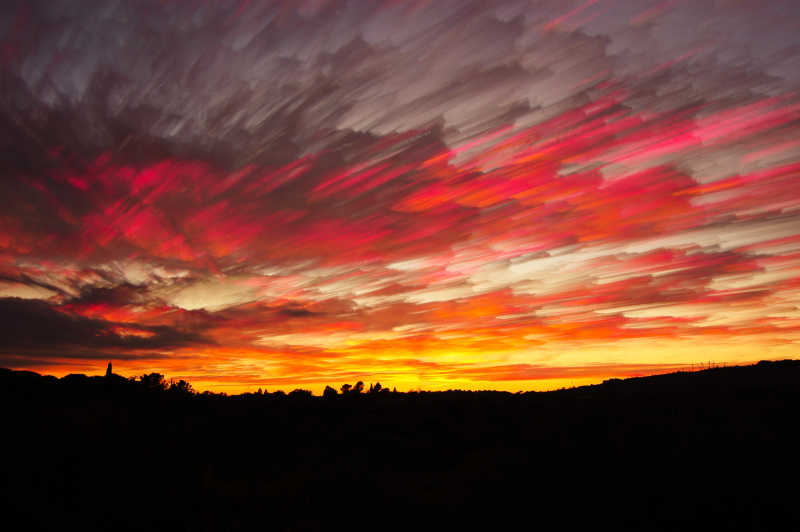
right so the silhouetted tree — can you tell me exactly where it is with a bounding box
[340,383,352,394]
[288,389,312,400]
[369,382,382,394]
[105,362,112,378]
[353,381,364,394]
[140,372,167,391]
[323,385,337,399]
[169,379,194,395]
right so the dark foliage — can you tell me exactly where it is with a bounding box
[1,361,799,531]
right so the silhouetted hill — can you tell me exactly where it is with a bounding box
[1,361,798,531]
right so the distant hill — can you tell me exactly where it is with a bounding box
[1,360,798,531]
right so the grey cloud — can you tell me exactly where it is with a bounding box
[0,297,211,355]
[4,0,796,172]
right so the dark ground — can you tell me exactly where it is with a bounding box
[2,360,798,531]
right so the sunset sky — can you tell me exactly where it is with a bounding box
[2,0,800,393]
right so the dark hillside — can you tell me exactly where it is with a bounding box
[1,361,798,531]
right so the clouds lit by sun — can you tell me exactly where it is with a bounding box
[2,0,800,392]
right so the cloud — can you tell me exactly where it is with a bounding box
[1,1,800,390]
[0,281,57,300]
[0,297,210,358]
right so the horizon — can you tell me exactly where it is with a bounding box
[2,1,800,393]
[4,358,786,396]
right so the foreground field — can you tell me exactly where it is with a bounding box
[2,360,798,530]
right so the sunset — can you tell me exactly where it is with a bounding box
[2,0,800,394]
[4,2,800,530]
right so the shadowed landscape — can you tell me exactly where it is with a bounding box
[2,360,799,531]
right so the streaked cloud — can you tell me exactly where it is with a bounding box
[2,0,799,391]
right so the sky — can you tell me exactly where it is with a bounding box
[2,0,800,393]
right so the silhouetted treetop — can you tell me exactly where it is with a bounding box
[140,372,167,391]
[288,389,312,399]
[169,379,194,395]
